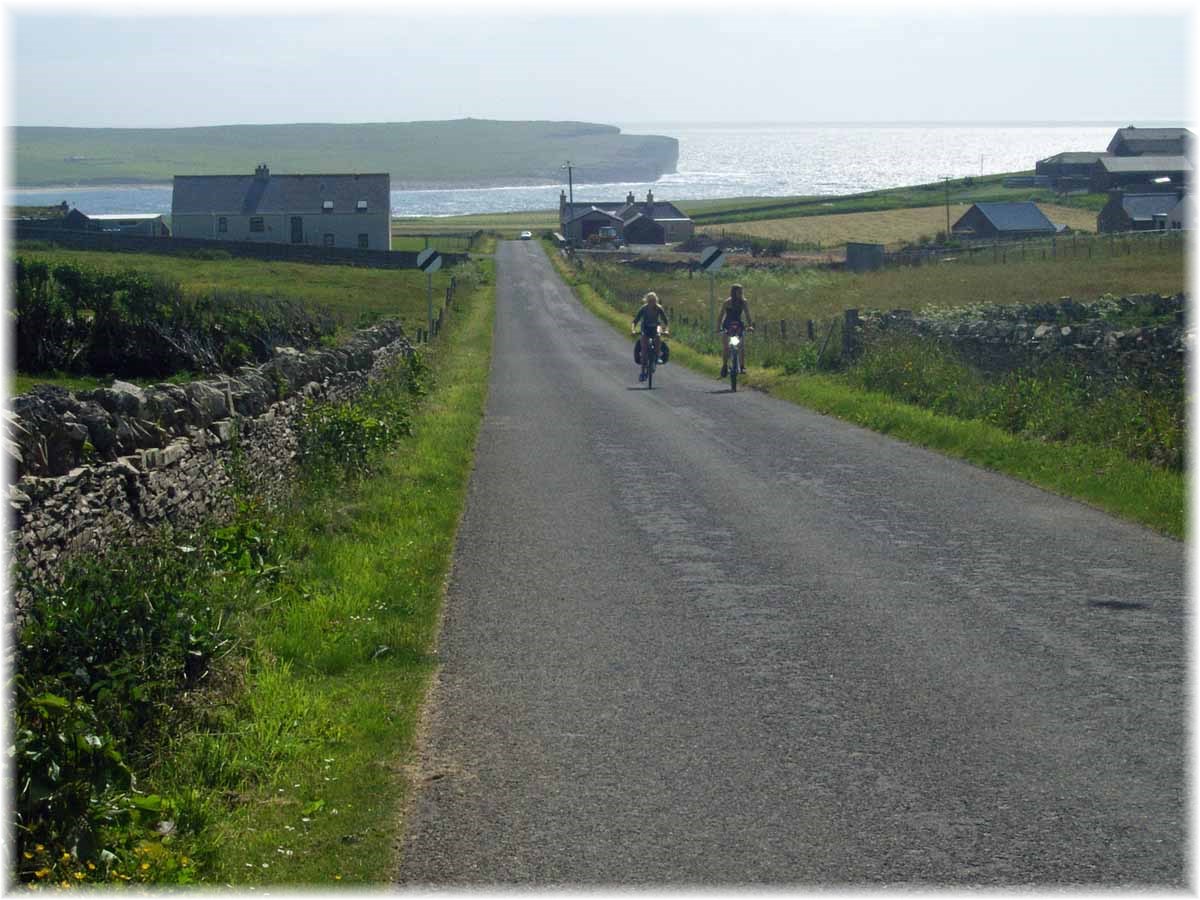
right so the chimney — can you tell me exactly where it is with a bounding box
[560,190,567,217]
[255,163,270,179]
[626,191,636,205]
[645,190,654,208]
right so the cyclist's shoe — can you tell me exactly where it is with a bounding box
[639,371,647,382]
[720,365,728,378]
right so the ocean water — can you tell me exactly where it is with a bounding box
[9,122,1125,218]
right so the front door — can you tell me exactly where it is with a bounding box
[291,216,303,243]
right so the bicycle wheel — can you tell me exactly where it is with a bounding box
[730,348,738,391]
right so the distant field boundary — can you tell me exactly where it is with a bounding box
[14,224,469,270]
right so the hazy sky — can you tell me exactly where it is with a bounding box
[4,1,1195,128]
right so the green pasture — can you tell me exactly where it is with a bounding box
[12,241,455,330]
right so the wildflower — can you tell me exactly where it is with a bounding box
[86,863,95,871]
[61,852,72,862]
[73,872,85,881]
[34,868,51,879]
[23,852,33,860]
[35,845,45,853]
[140,863,150,871]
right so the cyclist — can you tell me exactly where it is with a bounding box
[718,283,754,378]
[632,291,669,382]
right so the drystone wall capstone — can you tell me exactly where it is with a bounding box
[857,293,1186,382]
[7,319,415,606]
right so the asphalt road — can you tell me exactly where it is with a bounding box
[394,240,1186,887]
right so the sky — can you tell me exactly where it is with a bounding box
[2,0,1195,129]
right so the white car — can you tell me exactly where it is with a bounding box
[520,231,533,240]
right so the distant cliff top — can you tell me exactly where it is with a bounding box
[13,119,680,189]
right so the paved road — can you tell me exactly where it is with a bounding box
[395,241,1186,887]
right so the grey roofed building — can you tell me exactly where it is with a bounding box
[1097,191,1184,233]
[1106,126,1193,157]
[171,164,391,249]
[1090,155,1191,192]
[951,201,1057,239]
[559,189,694,244]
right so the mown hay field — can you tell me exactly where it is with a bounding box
[698,203,1100,249]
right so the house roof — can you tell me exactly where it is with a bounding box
[617,201,688,222]
[564,206,626,226]
[1108,127,1193,154]
[172,171,391,216]
[1118,193,1182,222]
[1097,155,1191,174]
[963,202,1056,233]
[1038,152,1109,165]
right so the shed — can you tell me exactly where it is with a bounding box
[951,202,1056,240]
[64,209,170,236]
[1097,192,1183,233]
[845,242,885,272]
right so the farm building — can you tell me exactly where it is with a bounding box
[1089,155,1191,192]
[1106,126,1193,158]
[1035,151,1109,191]
[560,190,694,245]
[63,209,170,236]
[171,165,391,249]
[951,202,1057,240]
[1097,191,1187,233]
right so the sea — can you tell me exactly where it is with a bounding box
[9,122,1130,218]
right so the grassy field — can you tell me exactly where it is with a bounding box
[12,241,457,332]
[699,202,1101,249]
[579,241,1186,328]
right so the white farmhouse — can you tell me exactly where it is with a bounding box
[171,164,391,250]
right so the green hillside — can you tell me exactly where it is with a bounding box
[13,119,679,188]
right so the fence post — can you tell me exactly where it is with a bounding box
[842,309,859,360]
[807,320,815,341]
[780,319,787,340]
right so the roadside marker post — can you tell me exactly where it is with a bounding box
[699,246,725,333]
[417,248,443,338]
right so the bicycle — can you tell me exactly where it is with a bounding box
[633,324,669,389]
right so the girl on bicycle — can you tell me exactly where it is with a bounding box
[632,292,669,382]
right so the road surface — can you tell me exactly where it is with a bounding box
[395,240,1186,887]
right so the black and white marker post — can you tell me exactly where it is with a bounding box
[699,245,726,333]
[417,248,443,338]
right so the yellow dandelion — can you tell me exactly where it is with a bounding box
[74,872,86,880]
[140,862,150,871]
[23,852,33,860]
[34,868,51,879]
[35,844,44,852]
[86,863,96,871]
[180,858,190,867]
[61,852,72,862]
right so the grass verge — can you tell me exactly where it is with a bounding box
[139,264,493,884]
[545,242,1183,539]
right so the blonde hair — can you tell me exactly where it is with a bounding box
[644,292,659,303]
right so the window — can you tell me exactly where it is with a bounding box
[358,233,369,249]
[249,217,265,233]
[322,200,334,213]
[323,234,335,247]
[356,200,368,212]
[218,217,228,233]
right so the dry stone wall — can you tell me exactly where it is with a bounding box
[858,293,1186,383]
[7,320,414,600]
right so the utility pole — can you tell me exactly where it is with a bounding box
[562,161,575,247]
[941,176,952,241]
